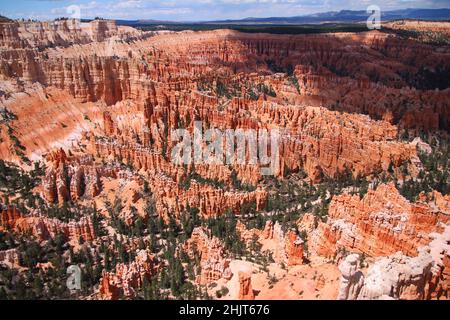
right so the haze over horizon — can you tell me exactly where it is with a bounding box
[1,0,450,22]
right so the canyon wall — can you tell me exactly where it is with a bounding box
[1,27,434,187]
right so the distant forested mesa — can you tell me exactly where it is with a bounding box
[117,22,370,34]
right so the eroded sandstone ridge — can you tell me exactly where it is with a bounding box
[309,183,450,258]
[0,23,436,186]
[0,17,448,300]
[183,227,233,285]
[338,224,450,300]
[99,249,158,300]
[0,248,20,268]
[321,184,450,300]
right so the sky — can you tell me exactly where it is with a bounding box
[1,0,450,22]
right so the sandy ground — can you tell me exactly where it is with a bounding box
[212,257,340,300]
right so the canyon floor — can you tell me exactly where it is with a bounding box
[0,18,449,300]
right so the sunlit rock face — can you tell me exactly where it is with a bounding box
[309,183,450,258]
[99,250,158,300]
[183,227,233,285]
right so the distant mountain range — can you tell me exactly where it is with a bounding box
[207,8,450,24]
[116,8,450,26]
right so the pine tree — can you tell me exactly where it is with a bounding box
[33,274,44,297]
[0,287,8,300]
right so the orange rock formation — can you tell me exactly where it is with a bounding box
[309,183,450,259]
[238,272,255,300]
[183,227,233,285]
[262,221,304,266]
[99,249,158,300]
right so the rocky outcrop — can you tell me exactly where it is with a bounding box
[337,254,364,300]
[262,220,275,239]
[0,19,127,50]
[89,20,118,42]
[238,272,255,300]
[309,183,450,259]
[284,229,305,266]
[385,20,450,35]
[264,104,420,182]
[42,149,118,204]
[0,22,21,48]
[0,248,20,267]
[14,214,95,242]
[337,224,450,300]
[0,206,21,228]
[1,205,94,243]
[417,224,450,300]
[384,20,450,45]
[236,221,261,245]
[150,176,267,219]
[92,94,420,184]
[103,111,116,136]
[183,227,232,284]
[0,83,107,164]
[263,221,304,266]
[358,248,434,300]
[297,213,316,234]
[99,249,158,300]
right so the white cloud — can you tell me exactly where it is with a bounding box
[6,0,450,21]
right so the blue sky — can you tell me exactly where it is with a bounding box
[1,0,449,21]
